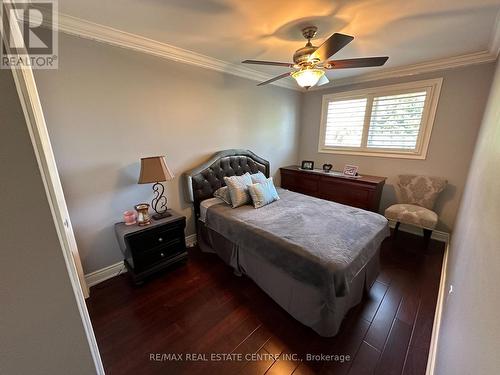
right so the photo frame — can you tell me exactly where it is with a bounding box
[301,160,314,170]
[343,164,359,177]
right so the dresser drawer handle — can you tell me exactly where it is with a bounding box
[158,237,163,242]
[160,252,165,257]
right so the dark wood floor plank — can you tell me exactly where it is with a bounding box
[363,282,404,351]
[87,233,444,375]
[375,319,413,375]
[263,335,287,356]
[402,345,429,375]
[359,281,388,323]
[346,342,381,375]
[238,348,276,375]
[265,351,301,375]
[322,318,371,375]
[293,363,317,375]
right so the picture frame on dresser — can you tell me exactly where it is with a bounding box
[301,160,314,170]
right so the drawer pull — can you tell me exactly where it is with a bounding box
[158,237,163,242]
[160,252,165,257]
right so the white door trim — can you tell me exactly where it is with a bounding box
[425,240,450,375]
[2,1,104,373]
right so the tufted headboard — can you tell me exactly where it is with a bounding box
[183,149,270,217]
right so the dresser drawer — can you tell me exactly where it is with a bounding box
[281,170,319,196]
[280,166,386,212]
[134,238,185,271]
[319,179,372,209]
[126,223,184,253]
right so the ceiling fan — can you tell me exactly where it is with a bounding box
[242,26,388,89]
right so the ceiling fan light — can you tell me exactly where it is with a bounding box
[292,69,325,89]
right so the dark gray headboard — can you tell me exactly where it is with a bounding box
[183,149,270,217]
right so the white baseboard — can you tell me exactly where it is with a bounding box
[425,240,450,375]
[85,261,127,287]
[185,233,197,247]
[85,234,198,288]
[388,221,450,243]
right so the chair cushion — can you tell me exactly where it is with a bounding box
[385,204,438,229]
[396,175,447,209]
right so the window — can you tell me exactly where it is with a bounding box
[318,78,442,159]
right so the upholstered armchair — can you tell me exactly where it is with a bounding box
[385,175,447,241]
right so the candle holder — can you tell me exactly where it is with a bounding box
[134,203,151,226]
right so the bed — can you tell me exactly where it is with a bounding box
[183,149,390,337]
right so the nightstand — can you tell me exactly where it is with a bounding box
[114,210,187,284]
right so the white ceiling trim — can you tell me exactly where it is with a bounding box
[32,10,498,93]
[313,50,496,90]
[490,10,500,58]
[39,12,300,91]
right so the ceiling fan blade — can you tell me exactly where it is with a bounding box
[242,60,294,68]
[325,57,389,69]
[317,75,329,86]
[312,33,354,62]
[257,72,291,86]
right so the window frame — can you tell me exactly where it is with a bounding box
[318,78,443,160]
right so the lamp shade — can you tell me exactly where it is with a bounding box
[138,156,174,184]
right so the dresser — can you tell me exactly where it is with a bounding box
[114,211,187,284]
[280,166,386,212]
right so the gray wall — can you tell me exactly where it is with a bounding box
[34,34,302,274]
[298,63,495,232]
[0,69,96,374]
[434,59,500,374]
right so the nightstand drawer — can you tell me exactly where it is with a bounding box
[126,224,184,253]
[134,239,185,271]
[115,212,187,284]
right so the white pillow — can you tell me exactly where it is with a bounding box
[248,177,280,208]
[250,171,267,184]
[224,173,253,208]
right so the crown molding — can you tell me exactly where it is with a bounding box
[490,10,500,58]
[31,11,300,91]
[313,50,497,90]
[28,9,498,92]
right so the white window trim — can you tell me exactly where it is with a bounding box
[318,78,443,160]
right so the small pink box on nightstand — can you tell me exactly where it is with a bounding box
[123,210,136,226]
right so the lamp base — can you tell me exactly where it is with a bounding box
[152,211,172,220]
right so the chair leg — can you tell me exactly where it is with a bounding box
[394,221,400,236]
[423,229,432,245]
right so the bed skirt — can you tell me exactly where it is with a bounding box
[197,222,380,337]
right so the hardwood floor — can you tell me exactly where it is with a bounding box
[86,230,445,375]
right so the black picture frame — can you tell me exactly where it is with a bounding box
[301,160,314,170]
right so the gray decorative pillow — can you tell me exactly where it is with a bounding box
[224,173,253,208]
[250,171,267,184]
[248,177,280,208]
[213,186,231,205]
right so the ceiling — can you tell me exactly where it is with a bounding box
[58,0,500,81]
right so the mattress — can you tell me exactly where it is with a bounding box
[199,197,225,223]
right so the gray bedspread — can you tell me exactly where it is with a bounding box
[205,188,390,306]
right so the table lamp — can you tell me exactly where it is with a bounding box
[138,156,175,220]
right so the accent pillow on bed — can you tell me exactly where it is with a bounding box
[213,186,232,205]
[248,177,280,208]
[250,171,267,184]
[224,173,253,208]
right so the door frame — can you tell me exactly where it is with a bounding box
[2,1,104,373]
